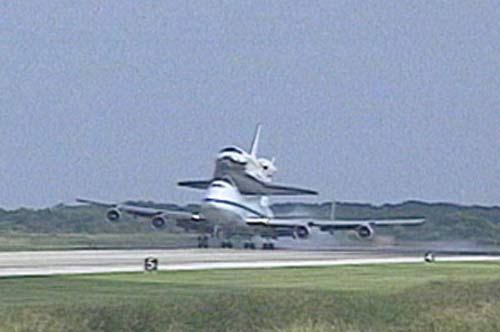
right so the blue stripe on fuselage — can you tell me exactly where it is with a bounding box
[203,198,268,218]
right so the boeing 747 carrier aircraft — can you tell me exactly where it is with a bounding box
[78,125,425,249]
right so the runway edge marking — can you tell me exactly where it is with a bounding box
[1,256,500,278]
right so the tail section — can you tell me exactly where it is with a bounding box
[250,124,262,157]
[329,201,336,220]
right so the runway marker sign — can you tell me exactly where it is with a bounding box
[424,252,435,263]
[144,257,159,272]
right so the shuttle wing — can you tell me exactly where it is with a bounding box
[178,174,318,196]
[231,171,318,196]
[252,182,318,196]
[177,180,212,190]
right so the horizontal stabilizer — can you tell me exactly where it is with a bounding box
[76,198,116,208]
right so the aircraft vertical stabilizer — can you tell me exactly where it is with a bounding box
[329,201,336,220]
[250,124,262,157]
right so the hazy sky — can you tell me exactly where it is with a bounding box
[1,1,499,209]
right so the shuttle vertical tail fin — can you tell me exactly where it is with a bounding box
[250,124,262,157]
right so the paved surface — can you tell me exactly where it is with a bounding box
[0,249,499,277]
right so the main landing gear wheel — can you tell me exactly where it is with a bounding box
[221,241,234,249]
[243,242,256,249]
[197,235,209,248]
[262,242,275,250]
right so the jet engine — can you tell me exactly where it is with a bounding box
[355,224,374,239]
[293,225,311,239]
[151,215,168,230]
[106,208,121,222]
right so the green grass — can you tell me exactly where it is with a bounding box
[1,262,500,331]
[0,232,196,251]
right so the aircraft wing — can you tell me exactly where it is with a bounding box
[365,218,426,226]
[309,218,426,227]
[76,198,195,220]
[234,173,318,196]
[246,216,425,240]
[246,217,425,229]
[245,218,303,227]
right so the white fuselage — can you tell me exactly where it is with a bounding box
[200,178,273,226]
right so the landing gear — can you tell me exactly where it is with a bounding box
[262,242,275,250]
[221,241,234,249]
[243,235,257,249]
[260,233,276,250]
[197,235,209,248]
[243,242,256,249]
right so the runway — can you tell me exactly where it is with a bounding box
[1,249,499,277]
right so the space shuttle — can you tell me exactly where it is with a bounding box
[178,124,318,196]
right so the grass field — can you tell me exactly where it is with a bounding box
[1,262,500,332]
[0,232,196,251]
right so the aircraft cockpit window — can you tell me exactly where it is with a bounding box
[219,147,244,154]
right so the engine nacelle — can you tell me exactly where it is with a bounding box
[355,224,374,239]
[151,215,168,230]
[293,225,311,239]
[106,208,121,222]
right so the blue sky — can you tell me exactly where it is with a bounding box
[1,1,499,209]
